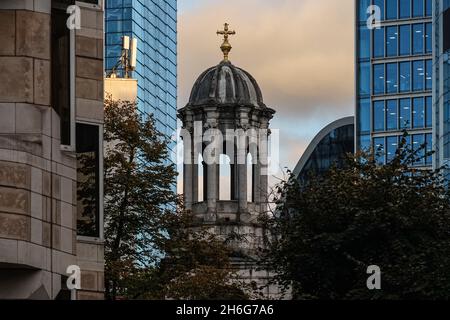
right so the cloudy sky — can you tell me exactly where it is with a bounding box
[177,0,355,182]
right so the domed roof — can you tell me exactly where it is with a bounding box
[188,61,265,108]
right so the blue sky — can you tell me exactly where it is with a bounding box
[177,0,355,177]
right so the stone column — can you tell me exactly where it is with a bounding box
[192,157,199,203]
[259,132,269,213]
[183,131,194,210]
[205,126,220,221]
[237,135,248,212]
[253,163,261,205]
[206,162,218,220]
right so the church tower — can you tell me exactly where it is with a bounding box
[178,24,279,297]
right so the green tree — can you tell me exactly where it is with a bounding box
[104,97,177,300]
[262,136,450,300]
[154,212,250,300]
[104,98,249,300]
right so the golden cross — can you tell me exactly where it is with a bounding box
[217,23,236,62]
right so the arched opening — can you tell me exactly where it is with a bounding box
[247,153,253,202]
[219,154,231,200]
[198,153,204,202]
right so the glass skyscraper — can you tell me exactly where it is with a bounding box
[356,0,433,167]
[293,117,355,184]
[433,0,450,173]
[105,0,177,159]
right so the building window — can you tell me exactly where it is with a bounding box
[76,123,101,238]
[412,60,425,91]
[399,25,411,56]
[374,101,386,132]
[51,6,72,146]
[374,0,385,20]
[425,0,432,16]
[359,26,370,59]
[387,99,398,131]
[412,23,424,55]
[400,98,411,129]
[413,0,424,17]
[374,27,385,58]
[426,96,432,128]
[386,0,398,20]
[426,133,433,165]
[386,26,398,57]
[399,0,411,18]
[373,64,385,95]
[359,98,371,133]
[386,63,398,93]
[413,97,425,128]
[426,59,432,90]
[387,136,398,162]
[360,134,371,151]
[374,137,386,165]
[400,61,411,92]
[359,62,371,96]
[425,22,432,53]
[359,0,371,22]
[413,134,425,165]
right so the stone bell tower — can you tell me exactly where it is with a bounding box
[178,24,279,297]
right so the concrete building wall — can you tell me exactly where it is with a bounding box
[0,0,104,300]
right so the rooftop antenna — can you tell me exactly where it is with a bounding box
[107,36,138,78]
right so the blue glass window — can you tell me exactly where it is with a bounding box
[359,98,371,133]
[360,135,371,151]
[374,0,385,20]
[412,24,424,54]
[359,0,372,21]
[400,98,411,129]
[374,27,385,58]
[399,25,411,56]
[374,64,385,94]
[387,99,398,130]
[386,63,398,93]
[386,26,398,57]
[387,136,398,162]
[386,0,398,19]
[426,133,432,164]
[359,26,370,59]
[400,62,411,92]
[413,60,425,91]
[359,62,371,96]
[426,59,432,90]
[425,0,432,16]
[399,0,411,18]
[413,0,424,17]
[426,96,432,127]
[413,134,425,165]
[374,101,386,131]
[413,97,425,128]
[374,137,386,164]
[425,23,432,53]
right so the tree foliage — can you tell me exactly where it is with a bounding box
[104,97,178,299]
[262,135,450,300]
[104,98,248,300]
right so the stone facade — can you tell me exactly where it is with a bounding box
[0,0,104,300]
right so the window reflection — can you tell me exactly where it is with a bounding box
[386,26,398,57]
[298,124,355,184]
[400,62,411,92]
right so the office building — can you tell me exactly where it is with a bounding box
[293,117,355,184]
[433,0,450,173]
[356,0,433,166]
[105,0,177,160]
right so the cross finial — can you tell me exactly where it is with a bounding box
[217,23,236,62]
